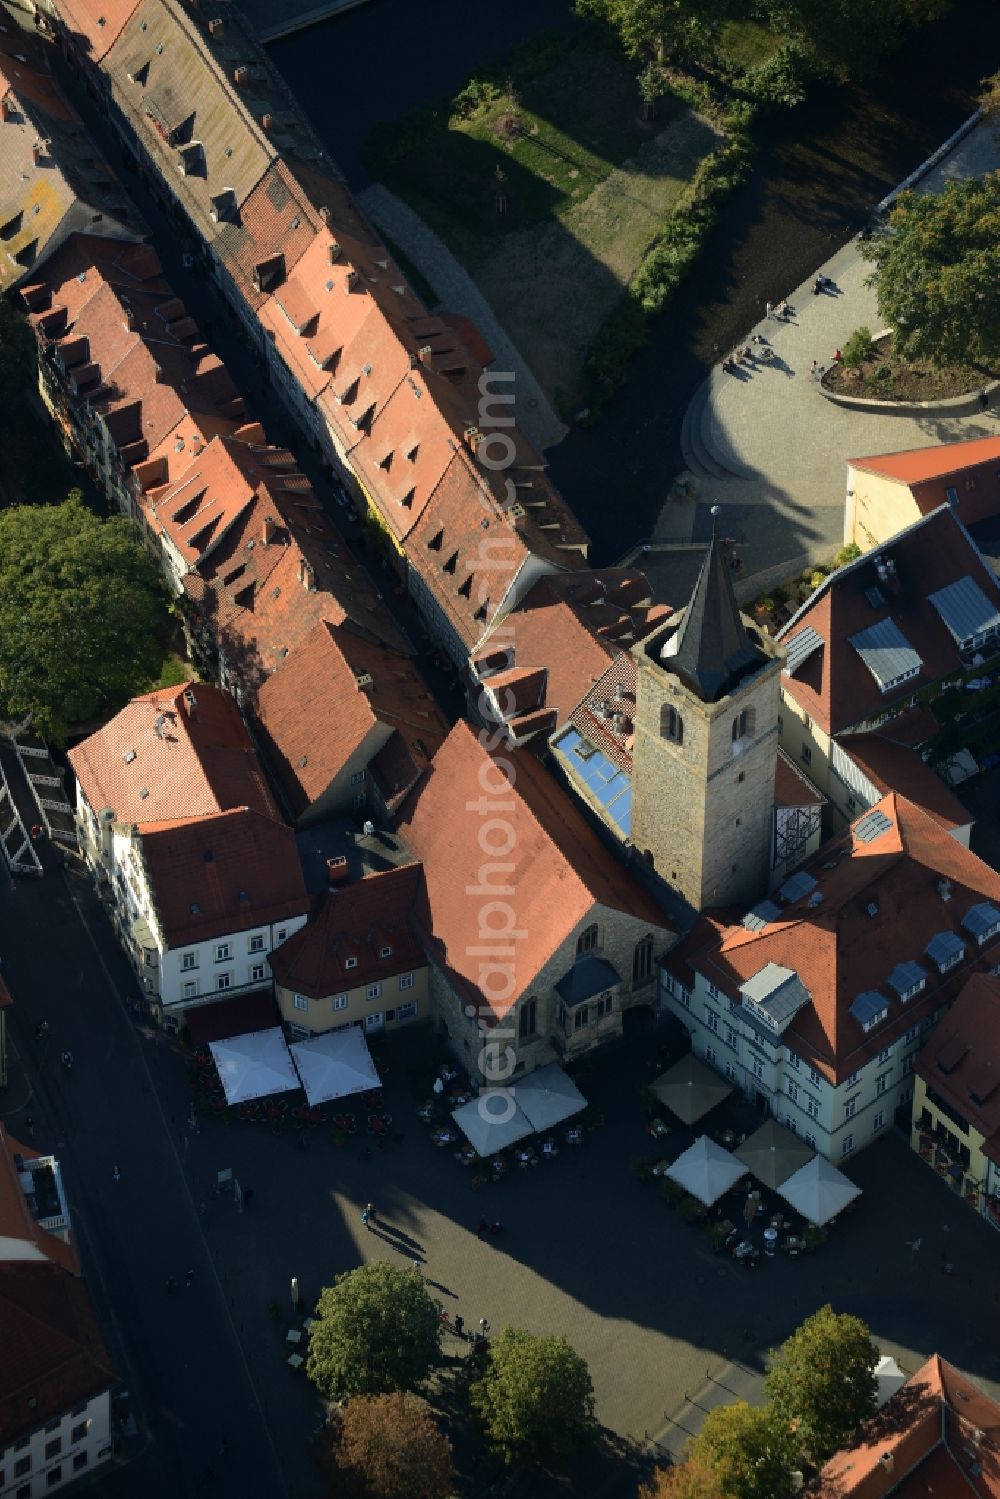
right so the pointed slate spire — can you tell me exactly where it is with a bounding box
[660,509,764,701]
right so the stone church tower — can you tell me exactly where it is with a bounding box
[631,525,783,911]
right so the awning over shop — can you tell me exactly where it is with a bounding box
[288,1027,380,1106]
[185,990,280,1047]
[734,1118,814,1189]
[209,1026,300,1105]
[665,1135,747,1207]
[650,1053,733,1125]
[513,1064,586,1132]
[778,1153,861,1225]
[452,1092,535,1157]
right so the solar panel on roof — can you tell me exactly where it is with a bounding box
[742,899,781,932]
[783,626,824,676]
[854,809,892,844]
[779,870,818,903]
[925,931,965,969]
[850,990,889,1026]
[961,902,1000,941]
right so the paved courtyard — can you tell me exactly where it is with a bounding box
[149,1022,1000,1488]
[661,117,1000,592]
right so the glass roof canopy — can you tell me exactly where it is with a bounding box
[553,727,633,836]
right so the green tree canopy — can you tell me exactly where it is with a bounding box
[331,1393,454,1499]
[307,1263,441,1401]
[470,1327,596,1466]
[0,495,167,742]
[575,0,719,63]
[861,172,1000,369]
[688,1402,796,1499]
[641,1454,726,1498]
[762,0,946,78]
[764,1304,879,1465]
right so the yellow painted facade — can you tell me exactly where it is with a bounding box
[275,963,429,1036]
[911,1073,989,1216]
[779,691,833,799]
[845,465,921,552]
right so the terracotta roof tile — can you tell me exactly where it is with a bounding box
[214,160,325,311]
[687,793,1000,1083]
[838,734,970,831]
[396,721,673,1021]
[144,433,257,568]
[254,619,446,817]
[814,1355,1000,1498]
[51,0,141,62]
[269,865,425,996]
[851,435,1000,487]
[140,807,307,947]
[68,682,278,825]
[915,973,1000,1143]
[778,507,1000,736]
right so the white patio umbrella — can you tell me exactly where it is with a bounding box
[875,1354,906,1407]
[452,1091,535,1157]
[778,1153,861,1225]
[288,1027,380,1106]
[512,1064,586,1132]
[665,1135,747,1207]
[209,1026,300,1105]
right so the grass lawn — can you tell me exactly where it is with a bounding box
[715,18,783,70]
[141,646,197,694]
[365,34,720,415]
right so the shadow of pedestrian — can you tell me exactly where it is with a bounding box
[425,1278,457,1298]
[370,1222,425,1254]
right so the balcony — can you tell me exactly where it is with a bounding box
[14,1153,71,1236]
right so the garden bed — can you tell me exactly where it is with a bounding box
[823,333,994,402]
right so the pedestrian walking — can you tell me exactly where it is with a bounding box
[165,1276,177,1293]
[980,389,990,411]
[454,1314,465,1339]
[60,1050,73,1070]
[112,1165,121,1184]
[479,1317,490,1335]
[810,359,820,378]
[185,1267,195,1287]
[365,1201,377,1225]
[361,1206,371,1229]
[24,1116,34,1138]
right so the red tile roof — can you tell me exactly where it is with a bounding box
[396,721,673,1020]
[49,0,141,63]
[140,807,307,946]
[269,865,425,997]
[850,435,1000,487]
[254,619,446,817]
[814,1355,1000,1498]
[68,683,278,825]
[674,793,1000,1084]
[838,734,971,831]
[143,433,258,569]
[778,506,1000,735]
[0,1263,116,1449]
[214,159,329,310]
[915,972,1000,1146]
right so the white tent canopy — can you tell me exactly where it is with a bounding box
[513,1064,586,1133]
[778,1153,861,1225]
[452,1091,535,1157]
[665,1135,747,1207]
[875,1354,906,1408]
[209,1027,300,1105]
[288,1027,380,1106]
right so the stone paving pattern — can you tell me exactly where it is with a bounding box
[661,119,1000,590]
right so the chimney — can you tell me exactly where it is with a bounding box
[261,112,273,132]
[182,688,198,718]
[0,99,12,122]
[299,557,315,591]
[328,240,342,262]
[464,426,482,453]
[262,514,277,546]
[878,1454,894,1474]
[418,344,434,368]
[32,139,45,166]
[233,65,250,86]
[208,16,224,34]
[345,269,359,292]
[154,363,164,382]
[326,855,349,886]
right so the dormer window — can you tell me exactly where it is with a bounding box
[345,956,358,970]
[925,931,965,974]
[962,902,1000,945]
[850,991,889,1032]
[379,946,392,958]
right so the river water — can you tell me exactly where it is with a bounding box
[271,0,1000,562]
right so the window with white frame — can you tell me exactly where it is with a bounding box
[844,1069,862,1089]
[704,1042,717,1065]
[399,973,414,990]
[877,1046,892,1063]
[752,1056,765,1081]
[596,993,614,1019]
[293,994,309,1012]
[705,1008,719,1034]
[872,1110,885,1132]
[844,1096,857,1119]
[678,986,691,1010]
[902,1052,917,1074]
[707,982,720,999]
[841,1133,854,1156]
[215,943,231,962]
[875,1071,890,1095]
[182,980,197,999]
[250,963,265,982]
[904,1024,920,1043]
[249,934,264,952]
[786,1051,801,1071]
[804,1132,816,1149]
[351,771,365,785]
[276,928,287,943]
[397,1002,417,1022]
[217,973,231,991]
[808,1066,821,1087]
[345,957,358,970]
[724,1061,738,1082]
[367,983,382,1001]
[333,994,348,1011]
[379,945,392,958]
[724,1025,737,1050]
[786,1079,799,1103]
[181,951,197,970]
[806,1095,819,1119]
